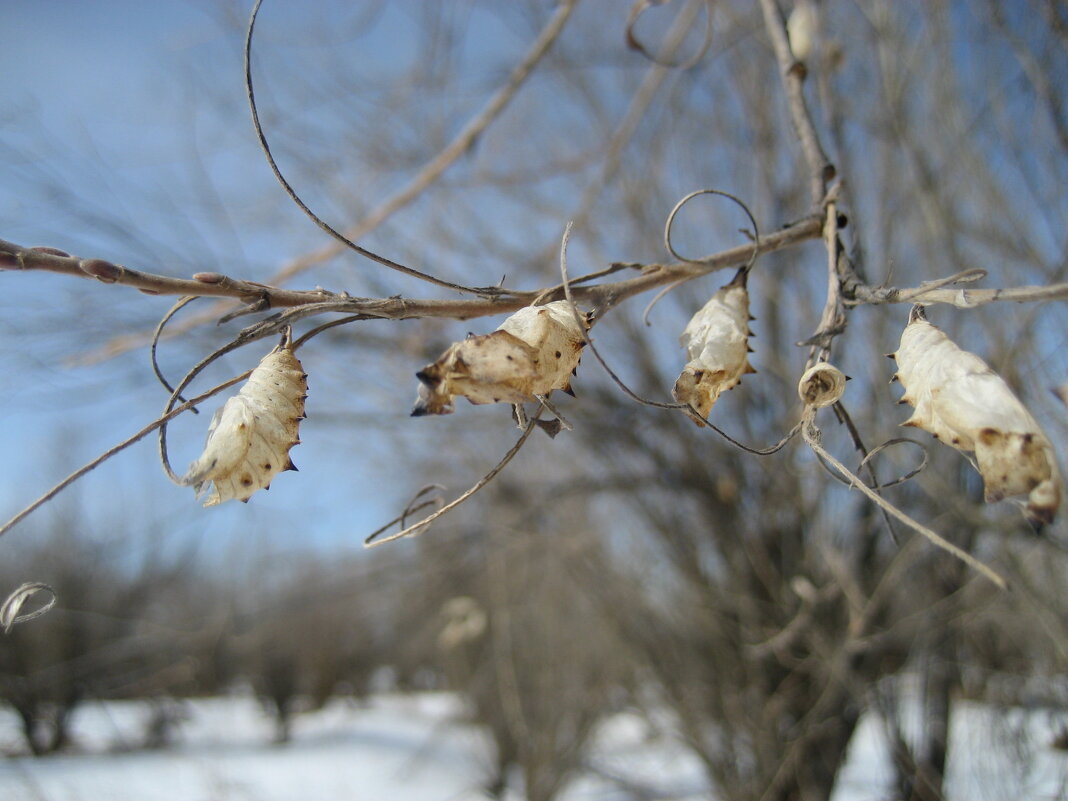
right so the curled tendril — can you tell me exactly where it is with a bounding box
[152,296,201,413]
[245,0,483,296]
[664,189,761,269]
[626,0,715,70]
[1,583,57,633]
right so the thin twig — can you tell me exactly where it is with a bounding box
[801,414,1008,590]
[0,376,247,538]
[758,0,835,207]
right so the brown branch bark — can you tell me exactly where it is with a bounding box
[1,215,823,326]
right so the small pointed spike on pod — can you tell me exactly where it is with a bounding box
[30,246,71,257]
[562,385,576,398]
[193,272,226,284]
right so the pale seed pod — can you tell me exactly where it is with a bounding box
[673,268,756,425]
[787,0,817,61]
[798,363,846,408]
[183,344,307,506]
[412,300,589,416]
[892,307,1061,525]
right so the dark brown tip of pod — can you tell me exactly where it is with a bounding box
[726,266,749,289]
[415,369,440,388]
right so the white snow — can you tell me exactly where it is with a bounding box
[0,693,1065,801]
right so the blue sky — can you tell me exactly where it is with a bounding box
[2,1,1066,564]
[0,2,442,558]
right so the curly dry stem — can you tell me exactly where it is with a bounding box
[801,411,1008,590]
[365,417,539,547]
[152,296,201,413]
[1,582,57,632]
[664,189,761,270]
[248,0,578,290]
[247,0,498,297]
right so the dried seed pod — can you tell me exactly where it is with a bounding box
[183,344,307,506]
[673,268,756,425]
[412,301,589,416]
[787,0,817,61]
[798,363,846,408]
[893,307,1061,524]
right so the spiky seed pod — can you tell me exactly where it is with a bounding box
[892,307,1061,525]
[798,363,846,408]
[412,300,589,416]
[673,268,756,425]
[183,344,307,506]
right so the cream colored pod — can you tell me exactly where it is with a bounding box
[673,268,756,425]
[412,300,589,416]
[892,307,1061,525]
[183,344,307,506]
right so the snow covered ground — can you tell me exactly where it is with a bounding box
[0,693,1065,801]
